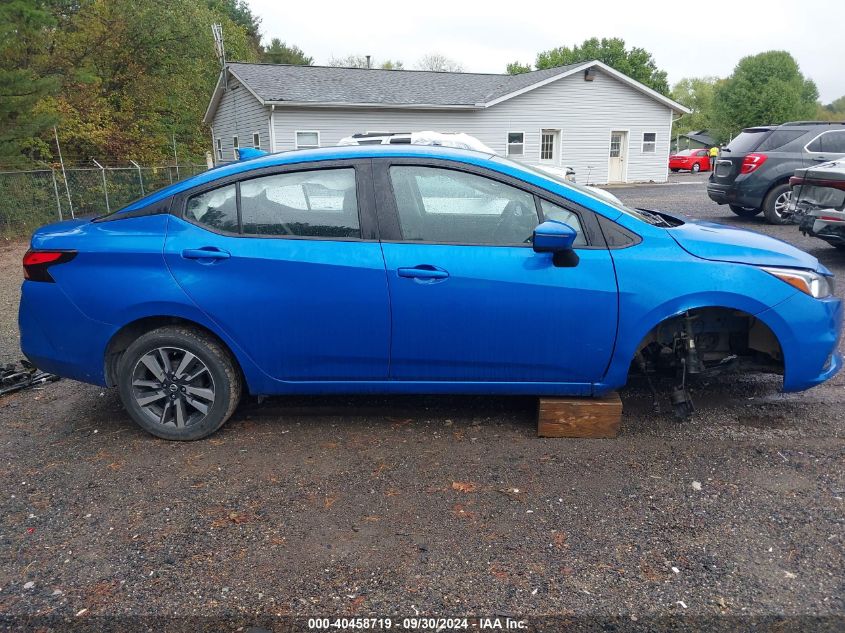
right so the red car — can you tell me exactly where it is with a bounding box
[669,148,711,173]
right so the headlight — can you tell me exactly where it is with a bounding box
[761,266,834,299]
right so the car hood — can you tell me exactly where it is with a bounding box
[668,220,824,271]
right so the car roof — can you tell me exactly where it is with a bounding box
[118,144,627,221]
[121,145,497,211]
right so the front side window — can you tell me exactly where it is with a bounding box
[296,131,320,149]
[389,166,539,245]
[642,133,656,153]
[186,184,238,232]
[240,168,360,238]
[507,132,525,157]
[539,199,586,247]
[807,130,845,154]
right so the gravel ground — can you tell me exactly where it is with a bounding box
[1,173,844,631]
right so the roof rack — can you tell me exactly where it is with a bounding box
[779,121,845,126]
[351,132,411,138]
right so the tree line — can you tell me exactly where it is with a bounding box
[2,2,840,169]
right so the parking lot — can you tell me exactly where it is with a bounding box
[1,172,844,629]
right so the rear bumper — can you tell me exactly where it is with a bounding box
[19,281,113,386]
[706,181,765,209]
[757,291,842,392]
[798,213,845,245]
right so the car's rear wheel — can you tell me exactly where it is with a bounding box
[729,204,762,218]
[692,163,701,173]
[762,183,792,225]
[116,326,241,440]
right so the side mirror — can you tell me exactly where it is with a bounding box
[533,220,577,253]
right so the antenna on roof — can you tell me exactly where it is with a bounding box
[211,23,226,69]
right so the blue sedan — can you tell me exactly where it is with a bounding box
[19,146,842,439]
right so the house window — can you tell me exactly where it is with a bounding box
[296,131,320,149]
[540,132,555,161]
[252,132,260,149]
[507,132,524,157]
[232,135,239,158]
[215,138,222,160]
[642,133,656,153]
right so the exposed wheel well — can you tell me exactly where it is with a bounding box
[104,316,243,388]
[631,307,784,379]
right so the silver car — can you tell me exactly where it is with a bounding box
[789,157,845,249]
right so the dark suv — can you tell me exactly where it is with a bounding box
[707,122,845,224]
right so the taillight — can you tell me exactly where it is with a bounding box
[791,177,845,192]
[740,153,768,174]
[22,250,76,282]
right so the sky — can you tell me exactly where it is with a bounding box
[247,0,844,103]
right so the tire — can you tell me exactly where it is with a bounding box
[116,326,242,440]
[729,204,763,218]
[691,163,701,173]
[762,183,792,225]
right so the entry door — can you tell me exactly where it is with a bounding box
[164,164,390,382]
[376,162,618,385]
[608,131,627,183]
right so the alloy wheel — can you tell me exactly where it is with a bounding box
[131,346,216,428]
[774,190,792,218]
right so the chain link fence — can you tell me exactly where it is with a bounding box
[0,163,208,238]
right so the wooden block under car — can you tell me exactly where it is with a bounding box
[537,392,622,438]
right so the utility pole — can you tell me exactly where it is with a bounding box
[92,159,110,214]
[172,133,179,180]
[53,126,74,218]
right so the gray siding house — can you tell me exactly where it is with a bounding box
[204,60,689,184]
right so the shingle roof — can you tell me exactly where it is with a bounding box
[226,62,585,107]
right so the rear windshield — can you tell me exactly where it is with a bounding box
[725,129,771,154]
[756,130,806,152]
[674,149,693,156]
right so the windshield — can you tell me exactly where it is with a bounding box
[492,156,671,226]
[725,129,771,154]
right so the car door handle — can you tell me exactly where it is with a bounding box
[181,247,231,260]
[812,156,829,162]
[397,265,449,280]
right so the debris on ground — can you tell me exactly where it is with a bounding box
[1,360,59,396]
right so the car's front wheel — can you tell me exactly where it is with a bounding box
[729,204,762,218]
[762,183,792,225]
[116,326,242,440]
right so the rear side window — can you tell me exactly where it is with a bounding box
[389,166,538,245]
[725,130,771,154]
[756,130,806,152]
[186,185,238,232]
[806,130,845,154]
[240,168,360,238]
